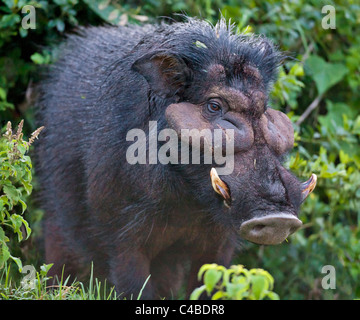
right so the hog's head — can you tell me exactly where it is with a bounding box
[132,19,317,245]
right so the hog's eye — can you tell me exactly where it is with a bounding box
[207,101,222,113]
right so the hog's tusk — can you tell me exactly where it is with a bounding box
[210,168,231,204]
[301,174,317,202]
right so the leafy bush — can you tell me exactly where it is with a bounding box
[0,120,43,271]
[190,264,279,300]
[0,262,121,300]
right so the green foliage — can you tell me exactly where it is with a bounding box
[0,121,43,271]
[0,0,359,300]
[306,55,348,96]
[0,262,120,300]
[271,62,305,109]
[190,264,279,300]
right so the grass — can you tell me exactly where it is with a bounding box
[0,262,150,300]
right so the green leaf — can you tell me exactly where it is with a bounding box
[194,40,207,49]
[82,0,122,24]
[0,87,6,101]
[10,214,24,241]
[197,263,216,281]
[266,291,280,300]
[18,199,27,214]
[189,285,206,300]
[306,55,348,95]
[226,278,249,299]
[21,216,31,240]
[0,227,5,242]
[289,63,304,76]
[9,254,22,272]
[56,19,65,32]
[3,184,20,204]
[21,179,33,195]
[204,269,222,294]
[339,150,350,164]
[31,53,45,65]
[353,116,360,134]
[250,275,268,300]
[16,144,26,155]
[0,242,10,269]
[0,13,21,28]
[40,263,54,276]
[211,290,227,300]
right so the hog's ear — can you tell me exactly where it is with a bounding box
[132,53,192,99]
[260,108,294,155]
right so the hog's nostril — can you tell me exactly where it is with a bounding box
[239,214,302,245]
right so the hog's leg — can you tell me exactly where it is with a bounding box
[150,246,189,299]
[108,249,154,299]
[44,220,89,283]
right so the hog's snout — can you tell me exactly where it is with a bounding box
[239,214,302,245]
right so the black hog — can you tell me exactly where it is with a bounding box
[36,18,316,299]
